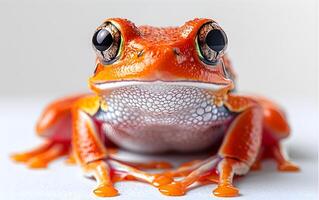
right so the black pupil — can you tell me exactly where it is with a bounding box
[92,29,113,51]
[205,29,225,52]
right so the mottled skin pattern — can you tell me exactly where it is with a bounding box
[12,18,299,197]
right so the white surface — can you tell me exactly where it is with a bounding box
[0,0,317,100]
[0,96,317,199]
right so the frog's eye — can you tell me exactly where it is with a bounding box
[196,22,228,65]
[92,22,122,64]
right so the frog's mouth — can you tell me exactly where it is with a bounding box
[91,80,230,93]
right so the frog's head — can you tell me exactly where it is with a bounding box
[89,18,235,99]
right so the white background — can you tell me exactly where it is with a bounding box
[0,0,318,199]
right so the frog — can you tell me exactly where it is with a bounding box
[11,18,299,197]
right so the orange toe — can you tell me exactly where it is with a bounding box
[278,162,300,172]
[93,184,119,197]
[152,174,174,187]
[27,158,48,169]
[158,182,186,196]
[11,153,30,162]
[213,184,239,197]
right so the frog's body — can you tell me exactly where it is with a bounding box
[12,18,299,198]
[96,84,233,153]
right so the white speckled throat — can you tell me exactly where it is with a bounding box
[97,83,231,123]
[95,83,233,153]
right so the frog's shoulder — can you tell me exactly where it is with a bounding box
[73,95,102,116]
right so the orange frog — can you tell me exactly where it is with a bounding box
[11,18,299,197]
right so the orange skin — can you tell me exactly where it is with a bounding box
[11,18,299,197]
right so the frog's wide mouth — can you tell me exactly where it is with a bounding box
[91,80,231,92]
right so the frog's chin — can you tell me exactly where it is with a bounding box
[91,80,230,93]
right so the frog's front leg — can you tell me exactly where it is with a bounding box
[72,96,173,197]
[159,94,263,197]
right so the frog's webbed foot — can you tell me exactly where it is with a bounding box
[11,140,70,168]
[250,144,299,172]
[158,156,247,197]
[277,161,299,171]
[84,158,174,197]
[267,144,300,172]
